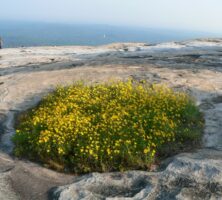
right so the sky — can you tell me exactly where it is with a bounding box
[1,0,222,33]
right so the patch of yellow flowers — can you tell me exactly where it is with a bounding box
[13,80,203,173]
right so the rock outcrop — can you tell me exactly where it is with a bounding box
[52,150,222,200]
[0,39,221,199]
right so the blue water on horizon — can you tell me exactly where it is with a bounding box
[0,21,220,48]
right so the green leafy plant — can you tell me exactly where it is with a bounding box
[13,80,204,173]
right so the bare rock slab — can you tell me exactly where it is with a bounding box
[51,150,222,200]
[0,39,222,199]
[159,150,222,200]
[51,171,157,200]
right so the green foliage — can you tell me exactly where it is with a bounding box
[13,80,204,173]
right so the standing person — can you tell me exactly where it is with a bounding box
[0,37,3,49]
[0,37,2,49]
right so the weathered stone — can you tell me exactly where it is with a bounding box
[0,39,221,199]
[51,150,222,200]
[51,171,157,200]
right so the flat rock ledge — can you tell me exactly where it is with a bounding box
[0,39,222,199]
[51,150,222,200]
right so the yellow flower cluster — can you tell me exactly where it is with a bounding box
[13,80,203,173]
